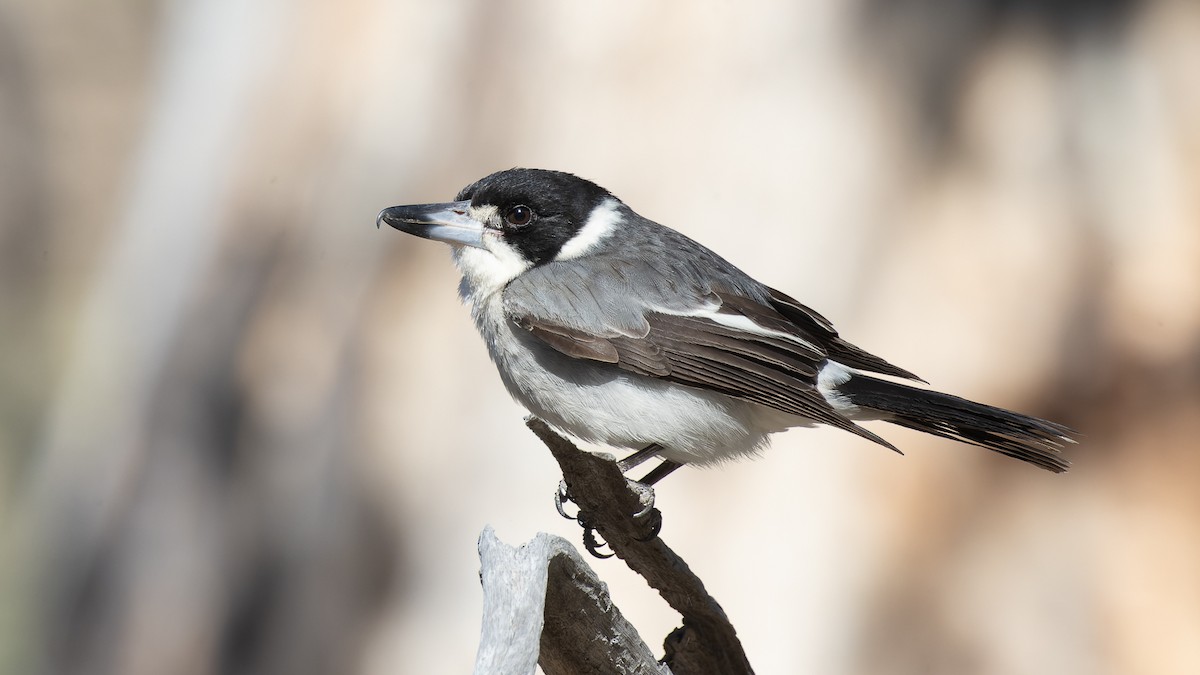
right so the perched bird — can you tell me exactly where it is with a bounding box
[378,168,1072,484]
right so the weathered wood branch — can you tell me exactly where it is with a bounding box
[474,527,666,675]
[525,417,754,675]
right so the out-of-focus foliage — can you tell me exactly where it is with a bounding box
[1,1,1197,673]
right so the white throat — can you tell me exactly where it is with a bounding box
[453,240,531,304]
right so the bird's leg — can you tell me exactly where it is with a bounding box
[617,443,673,516]
[554,442,681,555]
[620,460,681,542]
[559,441,663,515]
[637,459,683,486]
[625,459,683,517]
[617,442,664,473]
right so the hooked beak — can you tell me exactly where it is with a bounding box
[376,199,485,249]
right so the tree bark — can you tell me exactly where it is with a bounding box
[525,417,754,675]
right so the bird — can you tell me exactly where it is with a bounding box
[378,168,1072,486]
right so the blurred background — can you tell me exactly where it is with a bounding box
[1,0,1197,673]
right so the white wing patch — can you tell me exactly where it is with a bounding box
[555,198,623,261]
[657,306,822,354]
[703,312,821,353]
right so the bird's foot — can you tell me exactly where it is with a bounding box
[633,507,663,542]
[578,516,614,559]
[556,482,616,557]
[554,480,577,520]
[554,477,661,556]
[627,478,657,519]
[624,478,663,540]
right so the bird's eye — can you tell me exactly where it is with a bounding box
[505,205,533,227]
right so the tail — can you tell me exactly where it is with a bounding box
[835,374,1073,473]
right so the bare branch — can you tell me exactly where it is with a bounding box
[526,417,754,675]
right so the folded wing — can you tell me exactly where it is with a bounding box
[503,261,910,450]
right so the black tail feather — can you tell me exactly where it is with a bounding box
[837,375,1073,473]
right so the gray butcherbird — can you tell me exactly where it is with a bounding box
[378,168,1071,496]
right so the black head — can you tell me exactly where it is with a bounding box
[454,168,616,265]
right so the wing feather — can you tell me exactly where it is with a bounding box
[767,288,924,382]
[503,265,898,449]
[525,323,620,363]
[651,313,819,378]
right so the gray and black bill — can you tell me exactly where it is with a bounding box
[377,200,484,249]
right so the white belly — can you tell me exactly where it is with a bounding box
[471,296,803,466]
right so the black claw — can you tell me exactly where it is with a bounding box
[580,520,614,559]
[554,480,578,520]
[634,508,663,542]
[554,456,670,557]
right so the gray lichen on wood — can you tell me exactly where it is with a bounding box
[475,527,667,675]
